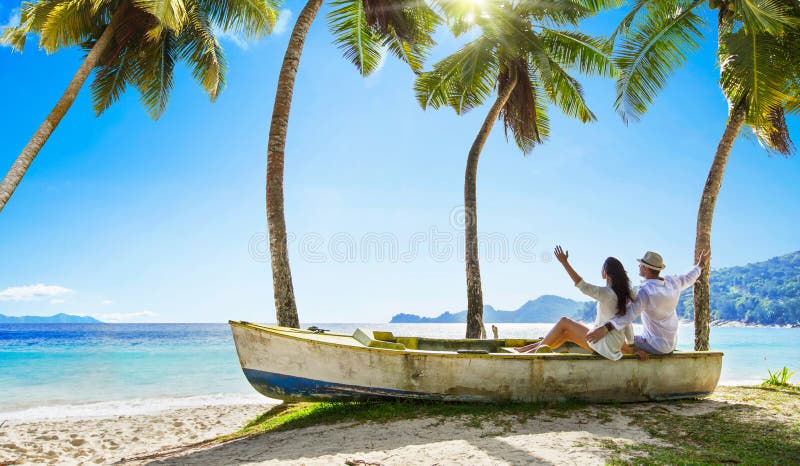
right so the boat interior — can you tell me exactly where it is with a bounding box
[352,328,591,354]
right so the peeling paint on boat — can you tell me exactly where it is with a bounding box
[229,321,723,403]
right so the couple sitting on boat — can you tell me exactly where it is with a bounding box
[516,246,709,360]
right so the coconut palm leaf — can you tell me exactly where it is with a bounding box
[614,0,705,122]
[499,60,543,153]
[541,29,616,77]
[548,57,596,122]
[752,107,795,155]
[731,0,797,34]
[2,1,60,50]
[178,1,226,99]
[380,2,440,73]
[430,0,483,36]
[40,0,105,52]
[328,0,386,75]
[414,35,497,112]
[133,29,178,119]
[517,0,591,26]
[720,30,791,127]
[202,0,278,38]
[91,43,137,114]
[133,0,188,39]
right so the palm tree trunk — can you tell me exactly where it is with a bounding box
[693,101,747,351]
[267,0,324,328]
[464,75,518,339]
[0,1,128,215]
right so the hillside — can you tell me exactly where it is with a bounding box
[390,295,586,323]
[0,313,102,324]
[391,251,800,326]
[676,251,800,326]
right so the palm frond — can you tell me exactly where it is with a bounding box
[499,60,542,153]
[720,29,791,128]
[91,45,136,114]
[328,0,385,76]
[547,57,596,122]
[383,29,426,72]
[132,0,188,39]
[430,0,481,36]
[132,29,177,119]
[414,35,497,112]
[178,1,226,100]
[379,1,440,73]
[541,28,616,77]
[201,0,278,38]
[751,107,795,155]
[731,0,797,34]
[40,0,102,52]
[517,0,591,26]
[614,0,705,122]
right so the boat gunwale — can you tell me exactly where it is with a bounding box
[229,321,724,360]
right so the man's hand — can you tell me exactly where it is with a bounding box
[635,349,650,361]
[554,245,569,265]
[696,249,709,268]
[586,326,608,343]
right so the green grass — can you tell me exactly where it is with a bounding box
[606,386,800,465]
[762,366,797,388]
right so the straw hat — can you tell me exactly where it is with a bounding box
[638,251,666,271]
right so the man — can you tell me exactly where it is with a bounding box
[587,249,709,360]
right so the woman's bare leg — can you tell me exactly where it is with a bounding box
[518,317,593,352]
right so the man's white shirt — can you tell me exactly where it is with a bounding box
[610,265,701,354]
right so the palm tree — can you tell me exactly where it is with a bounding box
[267,0,440,328]
[613,0,799,350]
[0,0,278,214]
[415,0,617,338]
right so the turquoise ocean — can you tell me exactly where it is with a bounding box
[1,323,797,423]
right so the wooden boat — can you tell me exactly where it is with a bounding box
[230,321,723,403]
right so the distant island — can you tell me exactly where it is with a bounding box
[392,251,800,327]
[676,250,800,326]
[391,295,591,323]
[0,313,102,324]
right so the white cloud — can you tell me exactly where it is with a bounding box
[101,299,113,305]
[273,9,292,35]
[0,284,73,302]
[93,310,158,323]
[216,29,249,50]
[50,299,65,304]
[215,9,292,50]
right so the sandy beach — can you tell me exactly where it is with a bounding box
[0,402,279,465]
[3,386,796,465]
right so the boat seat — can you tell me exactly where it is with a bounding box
[352,328,406,350]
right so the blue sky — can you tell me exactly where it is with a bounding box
[0,2,798,323]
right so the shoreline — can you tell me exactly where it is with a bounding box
[2,386,797,465]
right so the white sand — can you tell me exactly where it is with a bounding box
[136,405,661,466]
[0,402,278,465]
[2,394,751,466]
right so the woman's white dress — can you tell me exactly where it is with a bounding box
[576,280,635,360]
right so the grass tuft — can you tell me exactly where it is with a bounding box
[762,366,796,388]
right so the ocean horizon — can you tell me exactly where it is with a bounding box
[1,322,797,424]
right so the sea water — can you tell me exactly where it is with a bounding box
[0,323,797,423]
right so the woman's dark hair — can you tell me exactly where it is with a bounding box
[603,257,634,316]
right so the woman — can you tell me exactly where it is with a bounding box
[517,245,635,360]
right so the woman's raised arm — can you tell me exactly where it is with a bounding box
[554,245,582,285]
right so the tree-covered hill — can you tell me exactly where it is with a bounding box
[677,251,800,326]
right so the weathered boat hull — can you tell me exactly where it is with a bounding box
[230,322,723,403]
